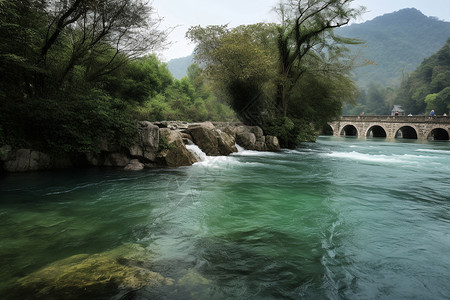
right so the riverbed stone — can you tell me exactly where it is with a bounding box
[6,244,173,300]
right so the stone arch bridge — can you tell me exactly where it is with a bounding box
[328,116,450,141]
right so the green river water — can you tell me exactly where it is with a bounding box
[0,137,449,299]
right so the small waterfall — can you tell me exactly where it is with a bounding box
[184,139,208,162]
[235,143,246,153]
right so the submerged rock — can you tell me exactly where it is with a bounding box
[5,244,173,300]
[178,270,211,286]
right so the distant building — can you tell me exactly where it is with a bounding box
[391,105,405,116]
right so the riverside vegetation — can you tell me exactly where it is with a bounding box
[170,9,450,118]
[1,0,448,174]
[0,0,366,173]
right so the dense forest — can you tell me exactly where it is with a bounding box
[397,38,450,115]
[169,8,450,117]
[0,0,366,151]
[0,0,235,155]
[2,1,446,156]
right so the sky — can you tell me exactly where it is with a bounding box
[153,0,450,61]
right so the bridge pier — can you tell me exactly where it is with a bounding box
[328,116,450,141]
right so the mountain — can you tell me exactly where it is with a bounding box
[336,8,450,89]
[167,53,194,79]
[168,9,450,87]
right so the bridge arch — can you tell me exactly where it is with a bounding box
[427,127,450,141]
[341,124,358,137]
[321,124,334,136]
[366,125,387,138]
[395,125,418,139]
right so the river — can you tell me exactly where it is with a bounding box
[0,137,449,299]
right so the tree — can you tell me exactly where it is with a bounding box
[273,0,364,117]
[397,38,450,114]
[1,0,169,98]
[187,23,278,125]
[0,1,169,152]
[186,1,363,147]
[425,88,450,114]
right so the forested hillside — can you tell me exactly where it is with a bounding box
[337,8,450,88]
[171,8,450,90]
[396,38,450,115]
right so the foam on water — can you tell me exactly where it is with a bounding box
[416,149,450,154]
[185,144,208,162]
[326,151,402,163]
[324,151,442,165]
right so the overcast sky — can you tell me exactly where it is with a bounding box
[153,0,450,61]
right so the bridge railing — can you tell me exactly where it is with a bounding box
[338,115,450,123]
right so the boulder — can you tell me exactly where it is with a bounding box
[187,122,236,156]
[5,244,173,300]
[265,136,281,151]
[124,159,145,171]
[218,130,238,154]
[236,131,256,150]
[158,128,197,167]
[154,121,189,130]
[85,152,102,166]
[187,122,220,156]
[235,125,276,151]
[129,121,160,162]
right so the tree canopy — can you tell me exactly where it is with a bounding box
[0,0,235,153]
[187,0,363,147]
[396,38,450,115]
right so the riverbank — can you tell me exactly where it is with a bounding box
[0,121,280,173]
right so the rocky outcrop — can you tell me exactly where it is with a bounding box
[186,122,237,156]
[215,124,280,152]
[129,121,160,162]
[0,146,72,172]
[0,121,280,172]
[157,128,197,167]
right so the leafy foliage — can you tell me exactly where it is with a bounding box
[187,0,362,147]
[187,23,278,126]
[396,38,450,115]
[0,0,235,155]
